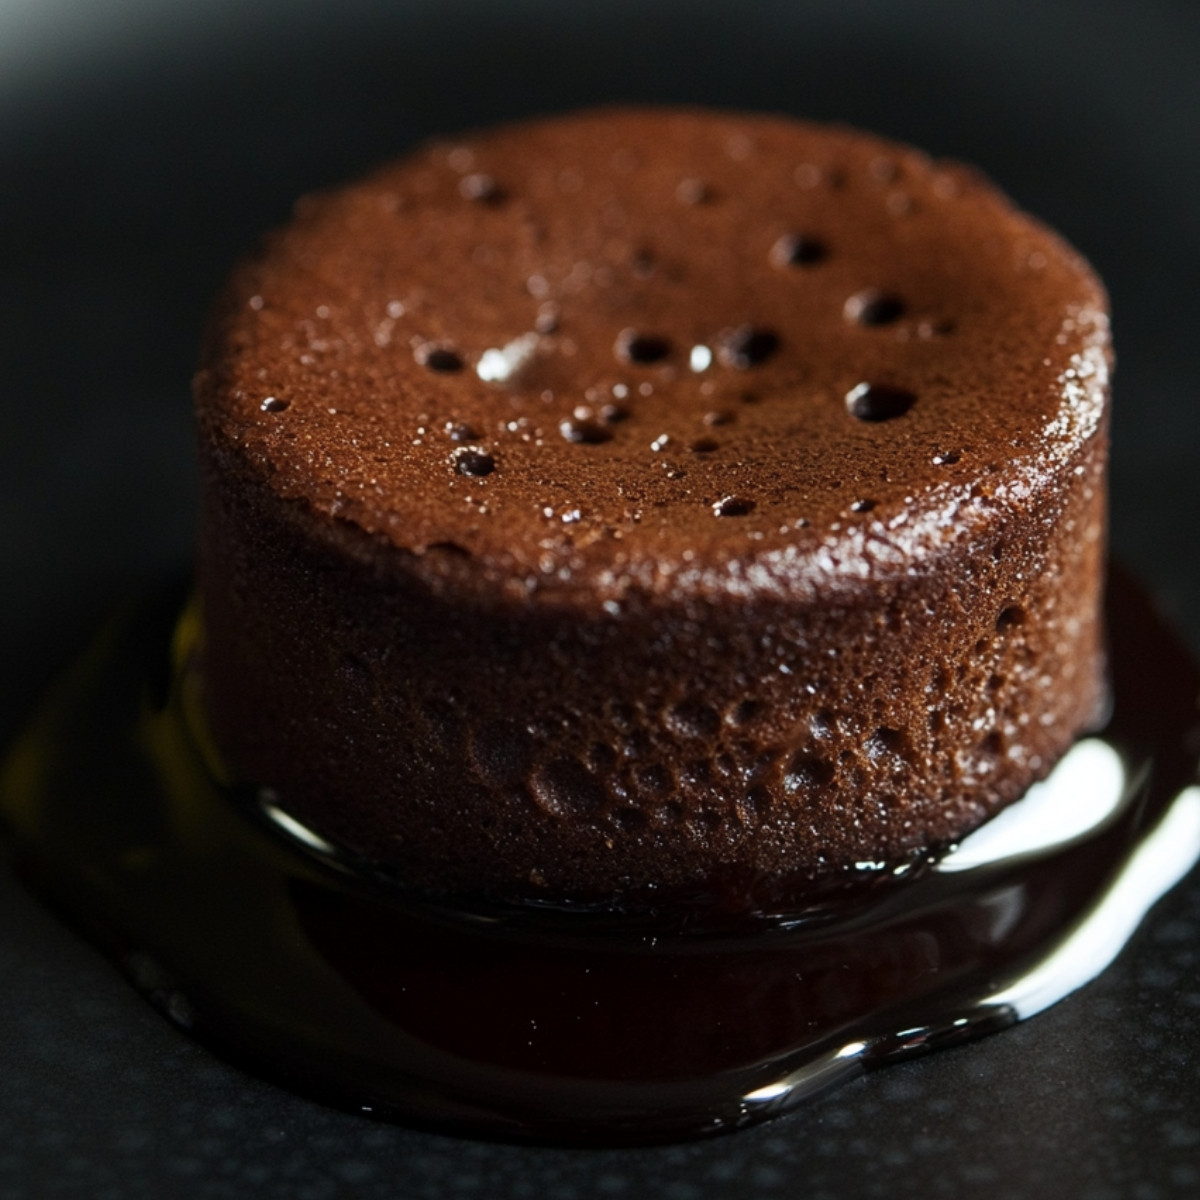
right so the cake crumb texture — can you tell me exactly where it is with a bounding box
[194,109,1110,898]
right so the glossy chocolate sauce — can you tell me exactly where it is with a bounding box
[3,569,1199,1145]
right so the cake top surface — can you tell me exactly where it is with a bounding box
[195,108,1109,604]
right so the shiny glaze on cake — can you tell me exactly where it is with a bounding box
[193,109,1110,898]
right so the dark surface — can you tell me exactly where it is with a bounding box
[2,0,1199,1196]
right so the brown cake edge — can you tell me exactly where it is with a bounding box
[193,408,1108,900]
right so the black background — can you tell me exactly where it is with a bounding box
[3,1,1200,1196]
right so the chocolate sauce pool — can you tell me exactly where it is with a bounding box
[2,569,1198,1145]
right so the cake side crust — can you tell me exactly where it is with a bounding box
[195,417,1107,897]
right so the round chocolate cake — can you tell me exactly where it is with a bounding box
[193,108,1110,900]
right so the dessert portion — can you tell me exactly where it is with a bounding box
[192,108,1110,899]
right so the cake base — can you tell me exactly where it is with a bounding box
[2,569,1198,1146]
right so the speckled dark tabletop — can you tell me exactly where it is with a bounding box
[3,1,1200,1196]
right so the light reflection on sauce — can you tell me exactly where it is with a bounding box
[1,569,1197,1145]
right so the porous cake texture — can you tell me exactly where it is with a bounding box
[194,109,1110,898]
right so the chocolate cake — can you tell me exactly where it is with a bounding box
[192,108,1110,900]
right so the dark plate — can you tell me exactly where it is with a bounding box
[3,1,1200,1196]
